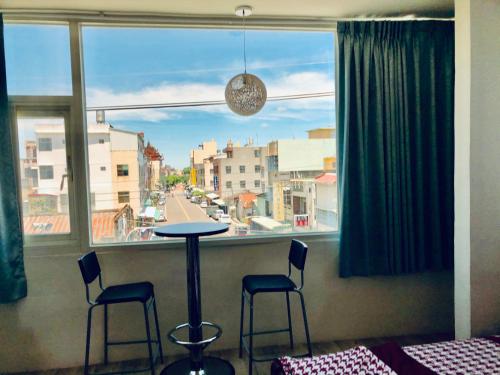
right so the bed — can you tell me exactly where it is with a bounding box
[271,336,500,374]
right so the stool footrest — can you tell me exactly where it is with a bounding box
[167,321,222,348]
[107,339,159,346]
[242,328,291,337]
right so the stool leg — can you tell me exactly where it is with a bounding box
[297,291,312,357]
[84,306,94,375]
[239,286,245,358]
[152,295,164,364]
[143,303,155,375]
[104,304,108,365]
[286,291,294,350]
[248,294,254,375]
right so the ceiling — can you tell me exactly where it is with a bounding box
[0,0,454,19]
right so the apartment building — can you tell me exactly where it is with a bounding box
[212,139,268,202]
[267,128,336,227]
[144,141,164,191]
[31,123,148,216]
[190,139,217,189]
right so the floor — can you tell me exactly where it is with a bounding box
[16,333,452,375]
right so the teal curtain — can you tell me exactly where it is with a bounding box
[336,21,454,277]
[0,15,27,302]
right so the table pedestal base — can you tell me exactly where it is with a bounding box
[160,356,235,375]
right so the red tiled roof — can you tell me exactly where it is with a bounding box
[315,173,337,184]
[23,211,117,240]
[238,192,257,209]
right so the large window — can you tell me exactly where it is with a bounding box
[6,21,337,245]
[82,26,337,243]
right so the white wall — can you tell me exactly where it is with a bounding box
[454,0,500,338]
[87,131,113,210]
[278,139,336,172]
[0,237,453,373]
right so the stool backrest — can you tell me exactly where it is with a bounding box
[288,239,308,290]
[289,239,308,271]
[78,251,101,284]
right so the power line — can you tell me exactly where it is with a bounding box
[86,91,334,112]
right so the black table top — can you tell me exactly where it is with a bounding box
[154,222,229,238]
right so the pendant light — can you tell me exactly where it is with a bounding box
[225,5,267,116]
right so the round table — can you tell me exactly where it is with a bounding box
[155,222,234,375]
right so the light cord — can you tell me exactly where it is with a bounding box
[243,9,247,74]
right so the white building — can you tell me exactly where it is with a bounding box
[213,139,268,201]
[34,123,147,215]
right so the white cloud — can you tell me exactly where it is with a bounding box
[85,70,334,123]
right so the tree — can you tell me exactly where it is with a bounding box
[163,174,185,188]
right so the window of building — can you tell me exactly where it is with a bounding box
[117,164,129,176]
[226,181,232,188]
[38,138,52,151]
[239,165,245,173]
[254,150,261,158]
[118,191,130,203]
[254,180,261,188]
[255,165,261,173]
[39,166,54,180]
[225,166,231,174]
[99,139,105,144]
[240,180,246,188]
[100,166,106,171]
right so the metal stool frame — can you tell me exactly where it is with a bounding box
[79,252,164,375]
[238,240,313,375]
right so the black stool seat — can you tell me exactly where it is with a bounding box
[243,274,296,294]
[96,282,154,304]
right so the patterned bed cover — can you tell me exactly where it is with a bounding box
[272,336,500,375]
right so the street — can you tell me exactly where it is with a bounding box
[162,188,235,237]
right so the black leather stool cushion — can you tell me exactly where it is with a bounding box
[243,274,296,295]
[96,281,154,304]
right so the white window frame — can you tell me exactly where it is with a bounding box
[5,17,338,251]
[9,98,81,246]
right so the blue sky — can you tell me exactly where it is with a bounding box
[5,24,335,168]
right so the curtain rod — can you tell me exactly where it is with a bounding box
[0,9,454,27]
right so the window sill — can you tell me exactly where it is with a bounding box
[89,230,339,252]
[24,230,339,256]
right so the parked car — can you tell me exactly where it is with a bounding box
[191,196,198,203]
[214,209,225,220]
[157,213,166,222]
[200,200,208,208]
[219,214,232,224]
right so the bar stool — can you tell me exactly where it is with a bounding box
[239,239,312,375]
[78,251,164,375]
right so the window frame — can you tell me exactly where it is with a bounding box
[38,165,54,180]
[9,98,81,246]
[117,164,129,177]
[118,191,130,203]
[38,137,53,152]
[5,18,338,252]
